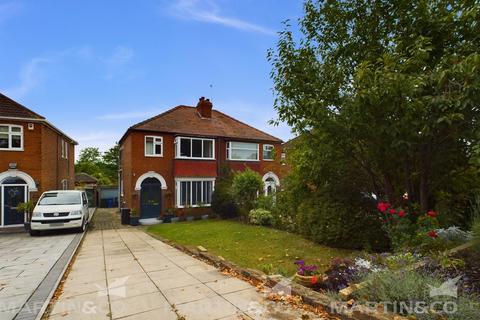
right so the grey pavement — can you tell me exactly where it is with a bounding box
[46,228,325,320]
[0,232,76,320]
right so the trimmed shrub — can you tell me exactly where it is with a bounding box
[231,168,263,219]
[211,166,238,219]
[249,209,273,226]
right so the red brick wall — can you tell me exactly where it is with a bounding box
[0,119,75,204]
[120,130,284,214]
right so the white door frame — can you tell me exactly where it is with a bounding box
[0,184,28,227]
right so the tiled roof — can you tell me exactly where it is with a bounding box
[0,93,45,119]
[127,105,282,142]
[75,173,98,184]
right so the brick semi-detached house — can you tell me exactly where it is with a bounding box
[0,93,76,228]
[119,97,283,222]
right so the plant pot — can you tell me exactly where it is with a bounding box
[163,214,174,223]
[171,217,180,223]
[121,208,131,225]
[295,273,317,287]
[24,222,30,232]
[130,216,139,226]
[186,216,194,221]
[201,214,209,220]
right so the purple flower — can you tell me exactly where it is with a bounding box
[294,260,305,266]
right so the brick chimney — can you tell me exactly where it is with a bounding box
[196,97,213,118]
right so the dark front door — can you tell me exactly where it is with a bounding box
[3,185,26,225]
[140,178,161,219]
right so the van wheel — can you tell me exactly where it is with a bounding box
[29,229,40,236]
[77,219,86,233]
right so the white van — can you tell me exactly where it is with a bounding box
[30,190,89,236]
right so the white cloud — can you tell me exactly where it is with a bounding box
[4,57,51,98]
[167,0,275,35]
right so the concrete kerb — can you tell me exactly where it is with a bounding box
[146,231,409,320]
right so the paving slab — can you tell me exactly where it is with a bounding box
[45,209,326,320]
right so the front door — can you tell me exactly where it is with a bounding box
[2,185,26,225]
[140,178,161,219]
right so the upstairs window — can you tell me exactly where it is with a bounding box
[263,144,275,161]
[226,142,259,161]
[175,137,214,159]
[145,136,163,157]
[0,124,23,150]
[61,139,68,159]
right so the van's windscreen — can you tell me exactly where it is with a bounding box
[38,192,81,205]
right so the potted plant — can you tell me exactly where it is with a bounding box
[17,201,35,232]
[130,208,139,226]
[163,207,175,223]
[294,260,320,287]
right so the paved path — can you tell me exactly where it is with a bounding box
[47,228,324,320]
[0,232,76,320]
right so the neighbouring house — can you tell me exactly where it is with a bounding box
[75,173,99,207]
[119,97,283,222]
[0,93,77,228]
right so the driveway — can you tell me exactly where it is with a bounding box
[0,231,77,320]
[46,227,325,319]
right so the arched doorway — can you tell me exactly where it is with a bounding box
[1,176,28,226]
[140,177,162,219]
[262,172,280,196]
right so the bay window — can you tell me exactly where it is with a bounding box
[175,137,214,159]
[145,136,163,157]
[0,124,23,150]
[226,142,259,161]
[176,178,215,207]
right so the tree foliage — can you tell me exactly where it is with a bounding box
[232,168,264,219]
[75,144,120,185]
[268,0,480,221]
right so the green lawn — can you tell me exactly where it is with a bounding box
[147,219,358,276]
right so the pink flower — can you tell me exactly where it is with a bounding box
[389,208,396,215]
[398,210,406,218]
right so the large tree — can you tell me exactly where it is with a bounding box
[75,145,120,185]
[269,0,480,214]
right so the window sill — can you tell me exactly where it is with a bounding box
[226,159,259,162]
[175,157,215,160]
[176,204,212,208]
[145,154,163,158]
[0,148,24,152]
[263,159,275,161]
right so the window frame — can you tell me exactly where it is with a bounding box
[61,139,68,159]
[262,144,275,161]
[61,179,68,190]
[0,124,24,151]
[144,135,163,157]
[175,177,215,208]
[175,136,215,160]
[226,141,259,161]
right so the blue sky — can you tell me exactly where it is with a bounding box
[0,0,302,157]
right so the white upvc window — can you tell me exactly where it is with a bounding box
[61,139,68,159]
[0,124,23,151]
[175,178,215,208]
[175,137,215,160]
[263,144,275,161]
[145,136,163,157]
[61,179,68,190]
[226,141,259,161]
